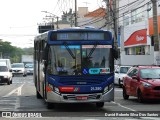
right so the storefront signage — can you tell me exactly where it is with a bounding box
[124,29,147,46]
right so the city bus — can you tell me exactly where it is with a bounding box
[34,27,117,109]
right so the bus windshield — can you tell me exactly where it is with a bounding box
[48,45,111,76]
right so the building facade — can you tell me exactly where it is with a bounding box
[118,0,160,65]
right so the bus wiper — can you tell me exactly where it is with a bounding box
[63,42,76,59]
[87,43,98,58]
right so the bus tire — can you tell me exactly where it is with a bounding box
[47,102,54,109]
[96,102,104,108]
[36,91,42,99]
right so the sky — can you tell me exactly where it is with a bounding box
[0,0,105,48]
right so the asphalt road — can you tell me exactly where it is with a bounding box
[0,76,160,120]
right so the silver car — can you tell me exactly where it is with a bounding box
[25,63,34,75]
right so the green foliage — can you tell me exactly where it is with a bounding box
[0,40,33,63]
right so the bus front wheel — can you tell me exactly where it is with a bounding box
[36,91,42,99]
[96,102,104,108]
[47,102,54,109]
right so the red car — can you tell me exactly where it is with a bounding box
[123,66,160,102]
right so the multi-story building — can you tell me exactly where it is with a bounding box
[118,0,160,65]
[78,7,106,29]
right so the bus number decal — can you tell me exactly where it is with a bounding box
[91,87,102,91]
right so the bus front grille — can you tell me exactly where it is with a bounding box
[59,77,106,85]
[63,93,101,100]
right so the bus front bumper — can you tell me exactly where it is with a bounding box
[46,88,114,103]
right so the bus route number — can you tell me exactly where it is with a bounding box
[91,87,102,91]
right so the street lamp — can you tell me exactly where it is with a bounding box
[41,11,59,29]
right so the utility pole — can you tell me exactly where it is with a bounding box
[105,0,118,48]
[56,17,59,29]
[112,0,118,49]
[75,0,77,27]
[51,17,54,30]
[151,0,159,51]
[106,0,111,30]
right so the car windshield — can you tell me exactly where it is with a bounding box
[12,64,24,68]
[25,64,33,68]
[140,68,160,79]
[120,67,130,74]
[48,45,112,76]
[0,66,8,72]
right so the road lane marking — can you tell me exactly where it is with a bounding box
[111,101,136,111]
[1,84,24,111]
[111,101,160,120]
[3,84,24,97]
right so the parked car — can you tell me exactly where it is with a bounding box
[114,66,131,86]
[123,65,160,102]
[11,63,27,77]
[25,63,34,75]
[0,62,12,85]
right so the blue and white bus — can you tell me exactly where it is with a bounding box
[34,27,116,108]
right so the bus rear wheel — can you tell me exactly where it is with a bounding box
[96,102,104,108]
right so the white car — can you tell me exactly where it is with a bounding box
[0,62,13,85]
[114,66,131,87]
[11,63,27,77]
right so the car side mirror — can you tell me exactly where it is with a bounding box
[132,76,139,80]
[115,71,119,73]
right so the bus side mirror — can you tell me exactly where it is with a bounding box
[113,49,118,60]
[42,51,47,60]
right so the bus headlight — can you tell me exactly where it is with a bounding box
[54,87,60,94]
[103,83,114,94]
[48,84,60,95]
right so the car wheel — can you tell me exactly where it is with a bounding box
[118,79,122,87]
[123,87,129,100]
[10,79,12,84]
[96,102,104,108]
[137,90,143,103]
[7,79,10,85]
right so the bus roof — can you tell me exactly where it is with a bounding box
[34,27,112,42]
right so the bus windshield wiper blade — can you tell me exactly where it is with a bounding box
[63,42,75,59]
[87,43,98,58]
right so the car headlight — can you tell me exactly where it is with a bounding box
[142,82,152,88]
[4,75,8,78]
[103,83,114,94]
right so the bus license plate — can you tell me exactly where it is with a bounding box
[76,96,88,100]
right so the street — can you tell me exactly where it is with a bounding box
[0,76,160,120]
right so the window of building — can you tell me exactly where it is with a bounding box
[123,12,130,26]
[147,2,153,18]
[125,46,149,55]
[131,6,145,24]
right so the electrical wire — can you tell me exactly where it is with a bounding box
[77,0,147,28]
[99,2,151,29]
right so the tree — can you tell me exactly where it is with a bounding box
[0,40,24,63]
